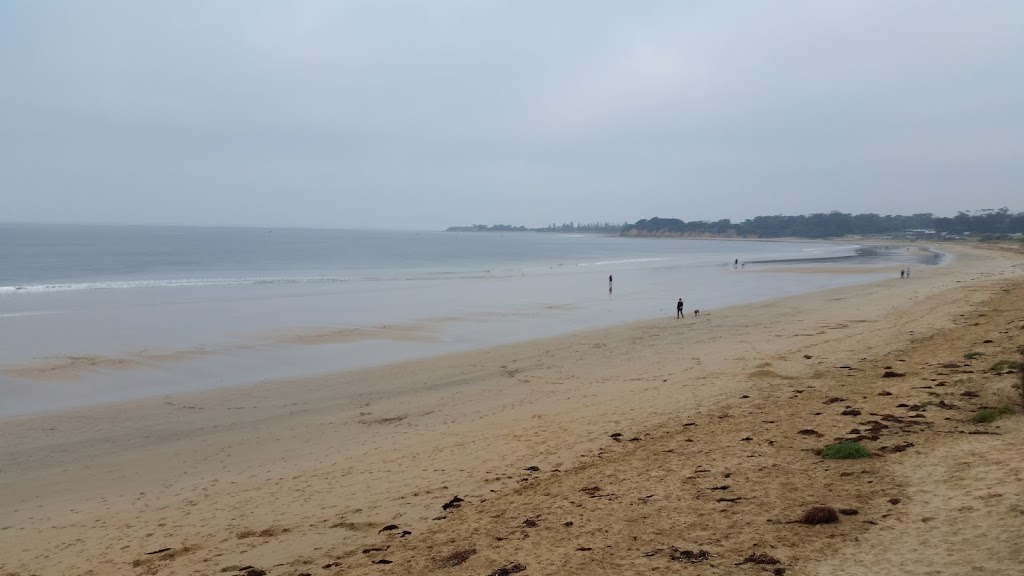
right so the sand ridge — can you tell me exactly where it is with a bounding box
[1,244,1023,575]
[0,355,151,380]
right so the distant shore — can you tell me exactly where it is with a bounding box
[444,225,997,245]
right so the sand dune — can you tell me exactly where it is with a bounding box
[1,244,1023,576]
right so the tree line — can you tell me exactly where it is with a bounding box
[621,208,1024,239]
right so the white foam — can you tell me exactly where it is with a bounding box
[0,310,60,318]
[581,257,672,266]
[0,277,352,294]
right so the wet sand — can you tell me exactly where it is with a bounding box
[1,244,1023,576]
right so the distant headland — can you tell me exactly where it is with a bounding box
[448,208,1024,240]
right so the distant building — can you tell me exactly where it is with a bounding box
[904,229,937,239]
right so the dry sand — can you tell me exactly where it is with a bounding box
[2,244,1023,576]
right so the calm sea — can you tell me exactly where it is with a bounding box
[0,224,936,416]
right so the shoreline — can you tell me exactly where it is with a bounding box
[0,240,933,419]
[1,243,1022,575]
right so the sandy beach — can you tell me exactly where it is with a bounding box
[2,243,1023,576]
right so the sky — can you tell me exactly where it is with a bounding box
[1,1,1022,230]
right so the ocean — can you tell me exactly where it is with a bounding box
[0,224,940,416]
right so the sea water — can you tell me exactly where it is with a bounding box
[0,224,939,416]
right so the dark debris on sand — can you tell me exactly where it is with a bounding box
[738,552,782,565]
[879,442,914,454]
[668,548,712,563]
[488,562,527,575]
[797,506,839,525]
[442,496,465,511]
[435,548,476,568]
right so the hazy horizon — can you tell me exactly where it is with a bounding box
[2,2,1022,230]
[3,203,1018,233]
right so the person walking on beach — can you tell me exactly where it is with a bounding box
[906,267,911,279]
[900,269,905,279]
[676,298,684,318]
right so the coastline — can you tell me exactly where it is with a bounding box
[1,243,1022,575]
[0,238,926,419]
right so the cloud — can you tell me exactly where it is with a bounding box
[1,1,1022,228]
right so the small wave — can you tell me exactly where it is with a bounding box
[0,277,354,294]
[748,245,861,263]
[250,277,350,285]
[0,310,60,318]
[0,270,530,294]
[579,257,671,266]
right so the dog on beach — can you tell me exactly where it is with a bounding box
[693,309,700,316]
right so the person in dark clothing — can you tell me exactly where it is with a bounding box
[676,298,684,318]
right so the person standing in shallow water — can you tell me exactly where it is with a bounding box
[676,298,684,318]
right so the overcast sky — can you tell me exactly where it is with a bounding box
[1,1,1022,229]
